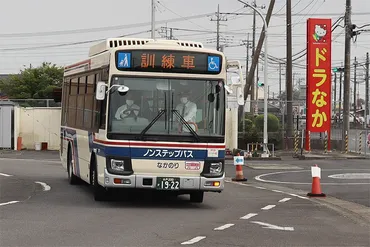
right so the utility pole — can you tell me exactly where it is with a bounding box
[242,35,252,135]
[342,0,352,151]
[151,0,156,39]
[279,62,285,149]
[251,0,257,101]
[211,4,227,51]
[243,0,275,109]
[333,72,337,115]
[286,0,293,148]
[354,57,357,114]
[339,70,343,117]
[365,52,369,121]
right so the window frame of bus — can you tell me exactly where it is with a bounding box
[114,50,223,75]
[62,67,108,132]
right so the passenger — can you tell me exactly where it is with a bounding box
[115,94,140,120]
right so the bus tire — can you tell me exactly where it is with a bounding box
[91,157,107,201]
[67,145,79,185]
[190,191,204,203]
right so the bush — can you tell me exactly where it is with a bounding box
[254,113,280,132]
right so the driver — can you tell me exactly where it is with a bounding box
[115,94,140,120]
[175,92,197,123]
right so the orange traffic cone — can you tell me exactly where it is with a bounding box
[307,165,326,197]
[232,153,247,182]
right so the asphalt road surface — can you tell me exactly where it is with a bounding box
[0,152,369,247]
[226,158,370,208]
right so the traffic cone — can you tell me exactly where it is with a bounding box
[307,164,326,197]
[232,153,247,182]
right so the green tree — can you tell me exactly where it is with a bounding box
[254,113,280,132]
[0,62,64,99]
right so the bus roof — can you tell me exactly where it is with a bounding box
[64,37,224,76]
[88,38,205,57]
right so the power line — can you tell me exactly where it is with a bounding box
[0,30,151,51]
[0,13,213,38]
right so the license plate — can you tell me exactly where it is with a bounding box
[156,177,180,190]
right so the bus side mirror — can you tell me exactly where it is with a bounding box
[96,81,107,100]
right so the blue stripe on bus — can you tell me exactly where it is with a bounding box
[61,127,225,161]
[91,145,225,160]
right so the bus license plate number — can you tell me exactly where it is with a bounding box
[156,177,180,190]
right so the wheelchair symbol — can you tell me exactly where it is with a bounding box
[208,57,219,71]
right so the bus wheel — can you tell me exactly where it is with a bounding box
[190,191,204,203]
[91,160,107,201]
[67,148,79,185]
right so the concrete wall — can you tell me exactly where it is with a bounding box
[16,107,61,150]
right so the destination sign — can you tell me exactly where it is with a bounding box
[115,50,222,74]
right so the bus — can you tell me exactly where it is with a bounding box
[55,37,243,203]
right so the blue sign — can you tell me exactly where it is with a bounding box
[233,156,244,165]
[117,52,131,68]
[207,56,220,72]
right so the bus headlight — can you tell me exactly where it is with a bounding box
[111,159,125,171]
[210,162,222,174]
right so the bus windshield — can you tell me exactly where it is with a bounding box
[108,76,225,139]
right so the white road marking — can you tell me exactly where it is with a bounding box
[214,223,235,231]
[35,181,51,191]
[240,213,258,220]
[272,189,284,193]
[279,198,291,203]
[255,169,370,185]
[0,201,19,207]
[288,193,309,200]
[225,179,309,200]
[261,205,276,210]
[251,221,294,231]
[0,172,13,177]
[328,173,370,179]
[181,236,206,245]
[0,158,61,163]
[255,186,267,189]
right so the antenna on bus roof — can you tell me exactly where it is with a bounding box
[151,0,156,40]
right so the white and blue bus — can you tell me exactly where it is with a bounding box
[55,38,242,202]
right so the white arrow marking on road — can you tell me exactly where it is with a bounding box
[214,223,235,230]
[279,198,291,203]
[261,205,276,210]
[0,201,19,207]
[251,221,294,231]
[0,172,13,177]
[181,236,206,245]
[35,181,51,191]
[240,213,258,220]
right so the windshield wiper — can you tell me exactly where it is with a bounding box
[172,110,200,142]
[139,110,166,140]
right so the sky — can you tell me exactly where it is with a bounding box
[0,0,369,99]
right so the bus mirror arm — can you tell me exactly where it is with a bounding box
[96,81,130,100]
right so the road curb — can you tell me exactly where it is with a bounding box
[296,155,368,160]
[312,196,370,227]
[226,179,370,227]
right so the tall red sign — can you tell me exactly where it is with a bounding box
[306,18,332,133]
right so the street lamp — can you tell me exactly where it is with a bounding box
[237,0,269,155]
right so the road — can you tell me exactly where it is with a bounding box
[225,159,370,207]
[0,152,369,247]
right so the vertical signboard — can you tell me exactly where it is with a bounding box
[306,18,332,133]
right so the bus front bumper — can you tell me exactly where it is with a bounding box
[103,169,224,192]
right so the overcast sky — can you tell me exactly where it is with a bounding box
[0,0,369,98]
